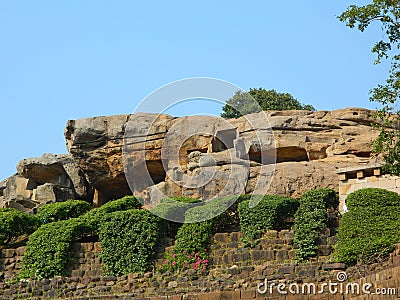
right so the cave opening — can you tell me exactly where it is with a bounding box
[146,160,167,185]
[248,147,309,164]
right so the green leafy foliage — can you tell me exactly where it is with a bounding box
[150,196,201,223]
[36,200,91,224]
[339,1,400,175]
[99,195,143,211]
[0,208,40,245]
[20,195,143,278]
[334,188,400,265]
[150,196,202,237]
[173,221,213,260]
[294,188,338,261]
[221,88,315,119]
[238,195,299,244]
[80,196,143,232]
[20,218,89,278]
[185,195,249,230]
[0,208,17,213]
[99,209,166,276]
[161,196,250,272]
[163,221,212,272]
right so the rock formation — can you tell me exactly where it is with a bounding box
[0,154,91,212]
[0,108,381,212]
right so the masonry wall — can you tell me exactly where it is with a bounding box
[0,232,399,299]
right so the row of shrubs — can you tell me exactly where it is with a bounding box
[159,190,338,271]
[0,192,331,278]
[1,187,398,279]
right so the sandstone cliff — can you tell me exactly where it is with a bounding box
[0,108,381,211]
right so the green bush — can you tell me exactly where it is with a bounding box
[0,208,17,213]
[36,200,91,224]
[80,195,143,232]
[334,188,400,265]
[0,209,40,244]
[160,195,249,272]
[150,196,202,237]
[185,195,249,230]
[20,195,143,278]
[99,209,166,276]
[150,197,201,223]
[20,218,89,278]
[99,195,143,212]
[238,195,299,243]
[173,221,213,257]
[346,187,400,209]
[167,196,202,204]
[294,188,338,261]
[161,220,212,272]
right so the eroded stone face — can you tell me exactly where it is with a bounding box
[64,108,379,204]
[0,154,92,213]
[0,108,381,212]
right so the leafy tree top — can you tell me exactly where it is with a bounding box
[220,88,315,119]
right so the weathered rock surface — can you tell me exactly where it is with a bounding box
[248,156,371,198]
[65,115,132,205]
[1,154,91,212]
[0,178,8,197]
[0,108,381,211]
[64,107,380,203]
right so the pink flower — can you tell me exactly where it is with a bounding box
[172,261,177,266]
[204,248,207,252]
[164,259,170,263]
[203,259,209,264]
[172,253,177,258]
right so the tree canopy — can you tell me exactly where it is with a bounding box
[339,1,400,174]
[220,88,315,119]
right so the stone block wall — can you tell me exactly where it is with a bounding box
[0,230,343,299]
[209,230,335,267]
[0,232,398,299]
[0,246,25,281]
[0,242,102,282]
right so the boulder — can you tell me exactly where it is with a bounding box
[3,175,36,201]
[1,153,91,213]
[16,153,91,201]
[17,154,69,185]
[32,183,74,204]
[0,178,8,197]
[1,175,37,212]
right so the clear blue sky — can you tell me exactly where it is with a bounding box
[0,1,389,180]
